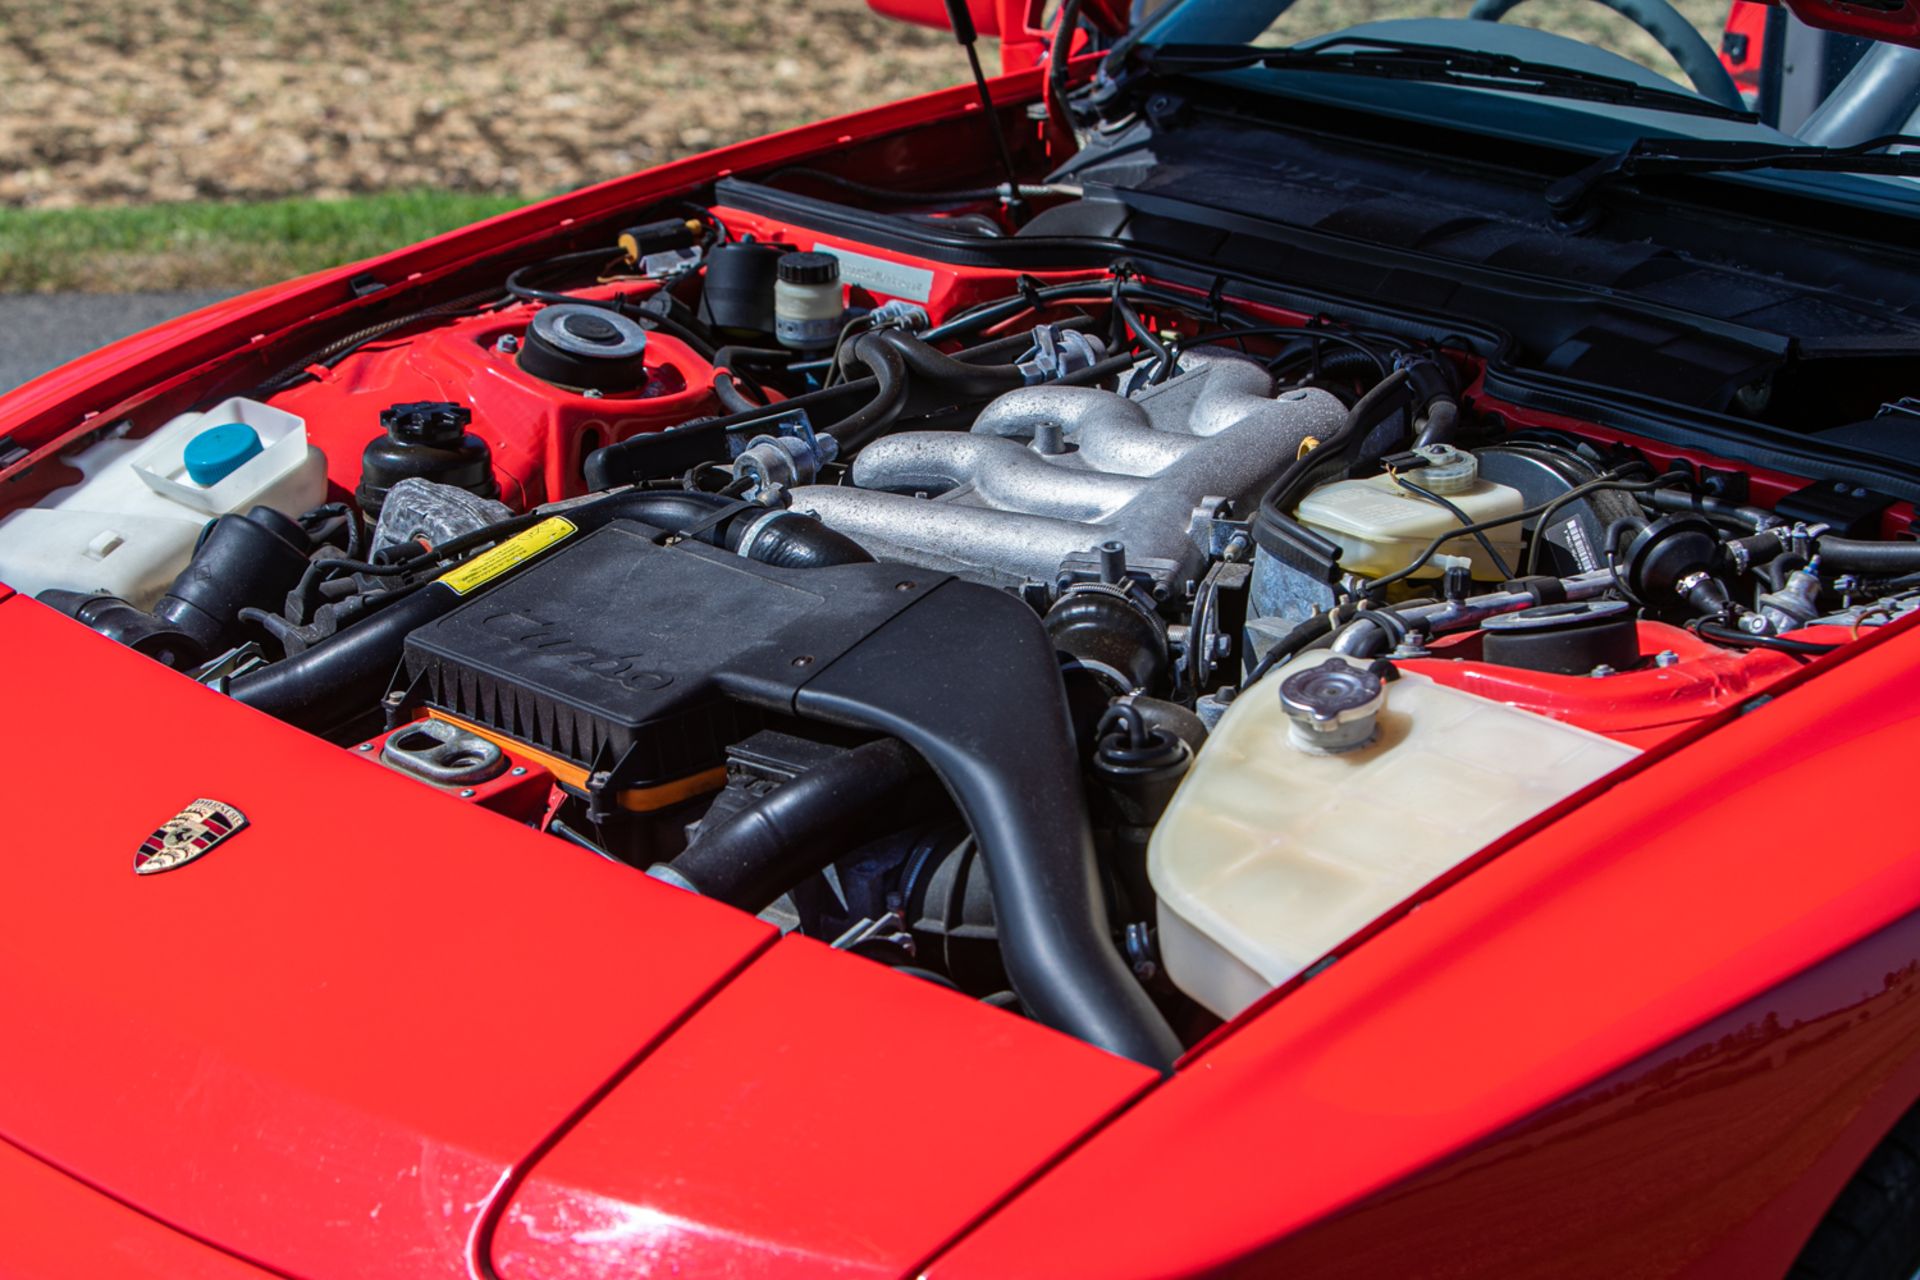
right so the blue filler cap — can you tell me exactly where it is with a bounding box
[183,422,263,486]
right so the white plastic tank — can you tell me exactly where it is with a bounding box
[1149,652,1637,1019]
[0,397,326,609]
[1293,444,1525,580]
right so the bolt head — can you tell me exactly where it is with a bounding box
[1654,649,1681,668]
[494,334,520,354]
[510,765,528,777]
[458,788,476,799]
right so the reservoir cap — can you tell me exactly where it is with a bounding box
[183,422,263,487]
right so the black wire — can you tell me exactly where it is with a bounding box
[1366,475,1684,597]
[1111,288,1170,367]
[1696,620,1838,655]
[505,249,719,359]
[1521,474,1689,577]
[1394,475,1516,581]
[1264,330,1393,382]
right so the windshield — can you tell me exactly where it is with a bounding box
[1132,1,1920,209]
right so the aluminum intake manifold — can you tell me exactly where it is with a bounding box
[789,354,1347,589]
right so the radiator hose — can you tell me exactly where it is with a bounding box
[650,738,942,913]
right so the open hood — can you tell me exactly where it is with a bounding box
[1782,0,1920,47]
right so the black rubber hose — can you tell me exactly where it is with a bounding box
[1812,536,1920,575]
[1257,369,1415,521]
[795,580,1183,1070]
[654,738,941,913]
[712,371,764,415]
[728,510,874,568]
[1641,487,1778,531]
[829,332,912,452]
[1412,397,1460,449]
[228,582,465,733]
[861,327,1030,402]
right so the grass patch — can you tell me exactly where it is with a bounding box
[0,190,529,293]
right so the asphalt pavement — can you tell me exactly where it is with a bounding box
[0,292,238,395]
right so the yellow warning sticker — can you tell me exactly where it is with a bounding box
[437,516,577,595]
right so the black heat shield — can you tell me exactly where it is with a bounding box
[397,519,1181,1069]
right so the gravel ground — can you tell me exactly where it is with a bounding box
[0,0,962,209]
[0,1,1731,211]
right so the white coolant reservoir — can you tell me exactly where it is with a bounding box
[1149,652,1638,1019]
[1294,445,1525,580]
[0,397,325,608]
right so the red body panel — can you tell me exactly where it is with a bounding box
[275,302,713,508]
[1403,620,1806,748]
[0,594,778,1277]
[490,936,1155,1279]
[931,617,1920,1277]
[0,1137,279,1280]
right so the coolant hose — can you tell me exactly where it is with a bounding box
[230,492,866,733]
[792,579,1183,1071]
[866,327,1031,400]
[1642,488,1779,531]
[651,738,941,913]
[828,332,911,452]
[1812,535,1920,575]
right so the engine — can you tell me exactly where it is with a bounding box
[8,199,1915,1070]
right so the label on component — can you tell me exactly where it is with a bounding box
[438,516,576,595]
[816,247,935,303]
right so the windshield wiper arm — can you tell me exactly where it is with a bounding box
[1547,134,1920,221]
[1128,38,1757,125]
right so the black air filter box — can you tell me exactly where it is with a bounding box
[396,519,929,798]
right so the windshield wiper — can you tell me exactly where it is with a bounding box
[1547,134,1920,221]
[1124,37,1757,125]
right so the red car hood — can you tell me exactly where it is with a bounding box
[0,595,1154,1277]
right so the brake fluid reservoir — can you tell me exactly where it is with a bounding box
[773,251,843,351]
[1294,445,1525,580]
[1148,652,1637,1019]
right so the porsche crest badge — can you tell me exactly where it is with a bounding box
[135,799,247,875]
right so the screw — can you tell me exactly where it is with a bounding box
[1654,649,1681,668]
[895,581,915,592]
[510,766,528,777]
[582,388,604,399]
[494,334,520,354]
[356,742,374,752]
[458,788,476,799]
[1589,664,1616,678]
[791,654,814,667]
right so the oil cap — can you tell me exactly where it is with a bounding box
[1278,657,1386,754]
[183,422,263,486]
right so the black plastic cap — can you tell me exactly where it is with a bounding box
[380,401,472,445]
[777,251,840,286]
